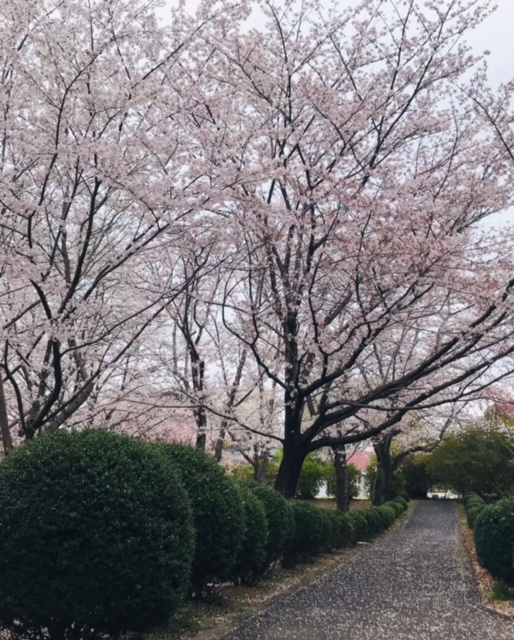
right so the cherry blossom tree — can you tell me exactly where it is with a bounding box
[184,0,514,496]
[0,0,247,453]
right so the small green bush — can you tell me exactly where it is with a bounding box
[318,508,337,550]
[474,499,514,583]
[393,496,408,512]
[384,500,403,517]
[158,443,245,594]
[0,431,195,640]
[324,510,348,548]
[297,457,327,499]
[464,492,486,529]
[232,487,268,585]
[284,500,296,549]
[398,491,410,502]
[283,502,326,565]
[362,508,382,536]
[347,511,370,541]
[377,504,396,528]
[326,463,361,501]
[252,485,291,565]
[333,511,356,546]
[467,504,486,529]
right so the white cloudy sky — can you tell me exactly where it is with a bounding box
[162,0,514,87]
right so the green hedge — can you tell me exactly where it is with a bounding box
[392,496,408,512]
[232,487,268,586]
[363,508,383,536]
[283,502,327,565]
[383,500,404,517]
[377,504,396,528]
[463,492,486,529]
[251,485,292,566]
[474,498,514,584]
[347,511,370,541]
[0,431,195,640]
[157,443,245,595]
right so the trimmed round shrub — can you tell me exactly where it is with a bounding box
[284,499,296,549]
[467,504,486,529]
[232,487,268,585]
[347,511,370,541]
[464,493,486,528]
[399,491,410,502]
[474,499,514,583]
[325,510,344,548]
[283,502,326,565]
[384,500,403,517]
[393,497,408,512]
[363,508,382,536]
[252,485,291,565]
[296,458,327,499]
[332,511,356,547]
[0,431,195,640]
[158,443,245,594]
[377,504,396,528]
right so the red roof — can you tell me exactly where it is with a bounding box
[347,450,373,472]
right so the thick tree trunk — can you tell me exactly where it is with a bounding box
[253,450,269,483]
[195,430,207,450]
[213,427,225,462]
[332,444,349,511]
[274,439,306,498]
[194,404,208,450]
[372,434,395,506]
[0,375,13,456]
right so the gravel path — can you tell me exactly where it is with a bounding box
[222,501,514,640]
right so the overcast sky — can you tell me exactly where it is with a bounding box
[162,0,514,87]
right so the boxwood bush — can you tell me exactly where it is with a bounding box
[0,431,195,640]
[377,504,396,528]
[334,511,356,546]
[464,493,486,529]
[283,502,326,565]
[384,500,404,517]
[474,498,514,583]
[232,487,268,585]
[158,443,245,595]
[252,485,292,566]
[363,508,383,536]
[347,511,370,541]
[392,496,408,512]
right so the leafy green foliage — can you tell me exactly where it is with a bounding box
[427,430,514,499]
[325,463,362,500]
[377,504,396,528]
[347,511,370,541]
[463,492,487,529]
[386,496,409,516]
[296,456,327,499]
[362,508,383,536]
[0,431,195,640]
[283,502,327,564]
[252,485,291,565]
[400,455,435,499]
[232,487,268,585]
[365,460,405,501]
[157,443,245,594]
[474,499,514,583]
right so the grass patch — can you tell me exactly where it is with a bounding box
[301,498,371,511]
[491,581,514,602]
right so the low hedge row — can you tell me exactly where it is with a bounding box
[0,433,410,640]
[463,491,486,529]
[473,497,514,585]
